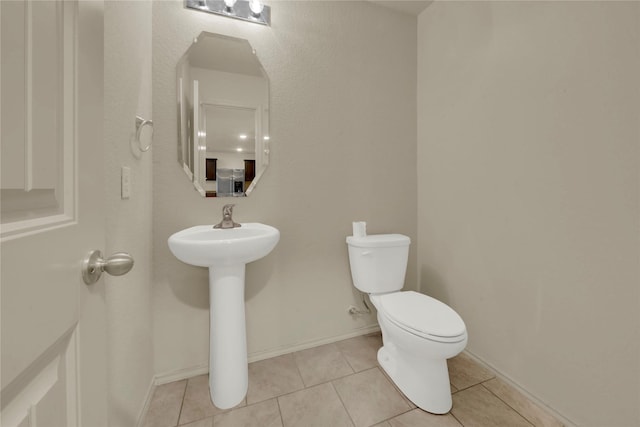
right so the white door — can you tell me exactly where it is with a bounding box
[1,1,109,426]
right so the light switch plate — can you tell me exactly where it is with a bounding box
[121,166,131,199]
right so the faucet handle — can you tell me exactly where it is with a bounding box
[214,204,241,229]
[222,204,235,218]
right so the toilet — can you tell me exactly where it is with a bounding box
[346,231,467,414]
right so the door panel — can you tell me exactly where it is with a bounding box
[0,0,75,232]
[1,1,107,426]
[1,329,77,427]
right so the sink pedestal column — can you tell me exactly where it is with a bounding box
[208,265,247,409]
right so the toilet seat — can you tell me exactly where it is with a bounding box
[375,291,466,343]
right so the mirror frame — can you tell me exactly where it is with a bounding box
[176,32,270,197]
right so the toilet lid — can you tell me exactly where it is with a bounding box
[377,291,466,341]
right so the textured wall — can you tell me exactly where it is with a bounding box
[104,1,154,425]
[417,2,640,425]
[152,1,417,376]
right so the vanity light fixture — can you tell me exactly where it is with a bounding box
[185,0,271,26]
[249,0,264,16]
[223,0,236,12]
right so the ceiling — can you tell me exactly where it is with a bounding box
[369,1,432,16]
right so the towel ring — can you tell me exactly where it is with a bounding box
[135,116,153,152]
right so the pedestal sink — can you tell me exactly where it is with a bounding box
[168,223,279,409]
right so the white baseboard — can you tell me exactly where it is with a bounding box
[154,363,209,386]
[135,376,156,427]
[247,324,381,364]
[462,350,576,427]
[153,324,380,386]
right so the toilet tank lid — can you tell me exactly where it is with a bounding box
[346,234,410,248]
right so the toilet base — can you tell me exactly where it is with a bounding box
[377,346,453,414]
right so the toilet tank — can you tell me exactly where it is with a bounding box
[346,234,410,294]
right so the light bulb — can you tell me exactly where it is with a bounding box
[239,134,248,140]
[224,0,237,9]
[249,0,264,16]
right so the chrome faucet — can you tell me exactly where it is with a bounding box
[213,204,241,229]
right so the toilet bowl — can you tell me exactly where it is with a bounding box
[371,291,467,413]
[346,230,467,414]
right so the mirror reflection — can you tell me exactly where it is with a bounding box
[177,32,269,197]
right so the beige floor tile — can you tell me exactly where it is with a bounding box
[213,399,282,427]
[448,353,495,390]
[247,353,305,404]
[451,384,531,427]
[278,383,354,427]
[333,368,411,427]
[377,357,460,410]
[294,342,354,386]
[377,366,417,410]
[484,378,563,427]
[143,380,187,427]
[335,333,383,372]
[388,409,462,427]
[144,345,566,427]
[179,375,246,425]
[179,417,213,427]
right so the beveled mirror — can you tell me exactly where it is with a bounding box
[177,32,269,197]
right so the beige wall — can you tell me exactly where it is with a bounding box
[417,2,639,425]
[152,1,417,376]
[104,1,154,425]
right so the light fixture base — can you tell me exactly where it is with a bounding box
[185,0,271,26]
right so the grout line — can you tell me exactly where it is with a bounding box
[245,354,306,406]
[480,382,536,427]
[290,352,307,389]
[378,406,417,426]
[291,345,359,389]
[329,381,356,427]
[449,410,464,426]
[450,382,484,393]
[168,343,563,427]
[175,379,189,427]
[449,368,497,394]
[376,365,417,410]
[336,344,356,371]
[303,370,359,389]
[337,346,358,374]
[275,396,285,427]
[332,334,379,374]
[464,350,574,426]
[298,364,362,390]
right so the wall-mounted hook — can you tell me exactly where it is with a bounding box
[135,116,153,152]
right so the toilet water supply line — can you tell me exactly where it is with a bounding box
[348,221,372,316]
[348,292,371,316]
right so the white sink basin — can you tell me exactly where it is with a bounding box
[167,222,279,410]
[168,223,280,267]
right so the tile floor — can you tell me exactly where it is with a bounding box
[143,333,563,427]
